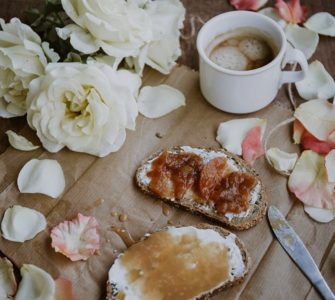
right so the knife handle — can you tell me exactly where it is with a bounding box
[314,277,335,300]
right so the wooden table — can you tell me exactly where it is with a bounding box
[0,1,334,299]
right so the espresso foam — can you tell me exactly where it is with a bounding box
[210,46,248,71]
[238,38,270,61]
[207,28,277,71]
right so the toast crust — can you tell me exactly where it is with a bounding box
[106,223,251,300]
[136,146,267,230]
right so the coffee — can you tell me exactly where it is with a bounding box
[206,27,278,71]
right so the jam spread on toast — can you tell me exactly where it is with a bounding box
[147,151,257,214]
[148,151,203,199]
[120,231,229,300]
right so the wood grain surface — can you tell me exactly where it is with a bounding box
[0,1,334,300]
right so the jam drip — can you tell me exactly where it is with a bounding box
[147,151,257,214]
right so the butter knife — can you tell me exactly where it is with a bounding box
[268,206,335,300]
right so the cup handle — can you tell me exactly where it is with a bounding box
[279,48,308,86]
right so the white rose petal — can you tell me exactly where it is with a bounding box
[285,24,319,59]
[89,55,121,70]
[296,60,335,101]
[17,159,65,198]
[27,63,141,157]
[304,205,335,223]
[258,7,285,24]
[0,18,59,118]
[288,150,335,209]
[41,42,60,62]
[15,264,55,300]
[216,118,266,155]
[1,205,47,242]
[0,257,17,299]
[294,99,335,141]
[266,148,298,175]
[56,24,100,54]
[145,0,185,74]
[6,130,39,151]
[304,12,335,37]
[325,150,335,182]
[138,84,185,118]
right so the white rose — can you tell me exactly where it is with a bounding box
[57,0,152,63]
[0,18,59,118]
[26,62,141,157]
[57,0,185,74]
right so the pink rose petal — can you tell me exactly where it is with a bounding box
[293,120,335,155]
[301,131,335,155]
[51,213,100,261]
[275,0,308,24]
[242,126,265,164]
[55,277,75,300]
[230,0,268,11]
[288,150,335,209]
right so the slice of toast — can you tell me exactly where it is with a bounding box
[136,146,267,230]
[106,224,250,300]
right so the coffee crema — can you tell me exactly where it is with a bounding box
[206,27,278,71]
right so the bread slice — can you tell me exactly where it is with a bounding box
[106,224,250,300]
[136,146,267,230]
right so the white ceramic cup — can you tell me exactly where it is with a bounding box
[197,11,308,114]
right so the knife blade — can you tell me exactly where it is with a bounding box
[268,206,335,300]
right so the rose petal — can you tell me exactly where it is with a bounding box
[241,126,265,164]
[329,128,335,143]
[137,85,185,119]
[258,7,284,23]
[216,118,267,156]
[145,0,185,74]
[41,42,60,62]
[17,159,65,198]
[266,147,298,174]
[288,150,335,209]
[55,277,75,300]
[0,257,17,299]
[229,0,268,11]
[50,213,100,261]
[15,264,55,300]
[301,130,335,155]
[285,24,319,59]
[296,60,335,100]
[1,205,47,242]
[304,205,335,223]
[293,119,305,144]
[275,0,308,24]
[325,149,335,182]
[294,99,335,141]
[304,12,335,37]
[56,25,99,54]
[6,130,39,151]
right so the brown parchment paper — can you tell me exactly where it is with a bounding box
[0,65,331,300]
